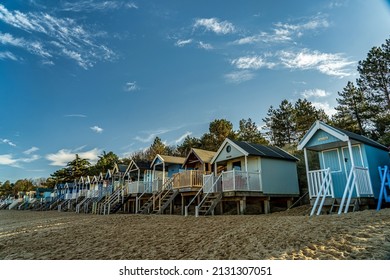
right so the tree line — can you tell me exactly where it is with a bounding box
[1,36,389,196]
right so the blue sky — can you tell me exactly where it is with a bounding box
[0,0,390,182]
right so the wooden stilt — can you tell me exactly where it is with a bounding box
[264,199,270,214]
[287,198,293,209]
[181,195,185,216]
[240,197,246,215]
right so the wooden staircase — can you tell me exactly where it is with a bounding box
[151,189,179,214]
[329,198,359,214]
[196,192,222,216]
[107,194,132,214]
[137,196,154,214]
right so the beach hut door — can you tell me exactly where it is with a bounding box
[342,146,364,176]
[321,149,345,197]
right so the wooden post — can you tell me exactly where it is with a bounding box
[240,197,246,215]
[347,140,355,167]
[181,195,185,216]
[264,198,270,214]
[219,200,223,214]
[287,198,293,209]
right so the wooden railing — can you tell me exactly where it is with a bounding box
[194,173,223,217]
[308,169,334,198]
[310,168,333,216]
[338,166,373,214]
[172,170,209,189]
[185,173,218,216]
[221,170,262,192]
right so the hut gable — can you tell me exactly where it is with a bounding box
[183,148,216,171]
[150,154,186,180]
[298,120,388,151]
[151,155,186,167]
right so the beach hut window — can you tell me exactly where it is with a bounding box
[226,145,231,153]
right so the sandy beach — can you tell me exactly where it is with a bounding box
[0,206,390,260]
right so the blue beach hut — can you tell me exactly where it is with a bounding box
[298,121,390,214]
[150,154,186,183]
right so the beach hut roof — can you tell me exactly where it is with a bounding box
[212,138,298,164]
[183,148,216,167]
[298,120,388,151]
[150,154,186,168]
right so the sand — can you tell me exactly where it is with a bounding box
[0,206,390,260]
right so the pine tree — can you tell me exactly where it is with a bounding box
[357,37,390,140]
[332,81,368,135]
[294,98,329,141]
[237,118,268,144]
[262,100,295,147]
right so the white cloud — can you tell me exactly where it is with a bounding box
[231,56,275,70]
[90,125,103,133]
[62,48,91,69]
[125,81,139,92]
[224,70,255,84]
[19,155,40,163]
[312,101,337,117]
[0,154,17,166]
[0,51,17,61]
[46,148,101,166]
[274,16,329,33]
[175,131,192,144]
[194,18,235,34]
[233,15,329,45]
[175,39,192,47]
[0,154,40,168]
[198,41,213,50]
[64,114,87,118]
[61,1,138,12]
[135,129,171,143]
[0,32,24,46]
[23,146,39,155]
[1,138,16,147]
[233,31,292,45]
[0,4,116,68]
[0,32,51,59]
[233,35,259,45]
[279,49,355,77]
[301,89,331,98]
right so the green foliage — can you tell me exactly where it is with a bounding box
[332,81,369,135]
[176,136,202,157]
[263,99,327,147]
[237,118,268,144]
[0,180,13,197]
[356,37,390,141]
[90,151,119,175]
